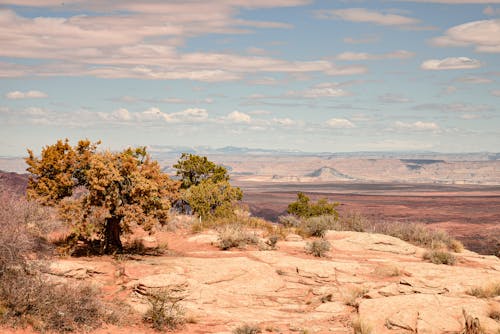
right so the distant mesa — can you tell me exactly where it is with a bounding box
[401,159,444,172]
[305,167,355,181]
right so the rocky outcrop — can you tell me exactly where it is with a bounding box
[37,230,500,333]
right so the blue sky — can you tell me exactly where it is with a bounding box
[0,0,499,156]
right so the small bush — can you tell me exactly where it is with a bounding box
[217,224,259,250]
[423,250,456,265]
[373,265,401,277]
[343,286,368,307]
[278,215,302,228]
[299,215,338,237]
[449,239,464,253]
[144,288,185,331]
[352,317,372,334]
[305,239,331,257]
[467,282,500,299]
[233,324,262,334]
[259,235,279,251]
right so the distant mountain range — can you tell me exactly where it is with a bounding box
[148,145,500,161]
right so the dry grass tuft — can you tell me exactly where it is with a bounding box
[373,265,402,277]
[343,286,368,307]
[467,282,500,299]
[352,317,373,334]
[217,223,259,250]
[233,324,262,334]
[423,250,456,265]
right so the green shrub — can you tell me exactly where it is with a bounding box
[305,239,331,257]
[287,192,338,219]
[423,250,456,265]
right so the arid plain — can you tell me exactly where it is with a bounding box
[1,153,499,256]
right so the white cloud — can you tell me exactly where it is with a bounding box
[379,93,412,103]
[272,118,297,126]
[413,103,492,113]
[431,19,500,53]
[421,57,482,70]
[394,121,440,131]
[112,108,132,121]
[492,89,500,96]
[325,118,355,128]
[0,3,344,81]
[286,83,350,98]
[226,111,251,123]
[100,107,209,123]
[24,107,47,116]
[5,90,48,99]
[325,65,368,76]
[316,8,420,26]
[343,35,380,44]
[337,50,414,61]
[460,113,481,119]
[455,76,493,84]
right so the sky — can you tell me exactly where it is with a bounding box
[0,0,499,156]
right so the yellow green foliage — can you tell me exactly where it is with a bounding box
[182,179,242,220]
[287,192,339,219]
[174,153,242,220]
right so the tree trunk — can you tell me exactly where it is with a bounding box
[104,216,123,254]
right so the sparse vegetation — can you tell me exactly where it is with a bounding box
[352,317,373,334]
[488,303,500,321]
[287,192,339,219]
[233,324,262,334]
[144,288,185,331]
[342,286,368,307]
[373,221,462,252]
[423,250,456,265]
[0,190,109,332]
[467,282,500,299]
[373,265,401,277]
[217,223,259,250]
[305,239,331,257]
